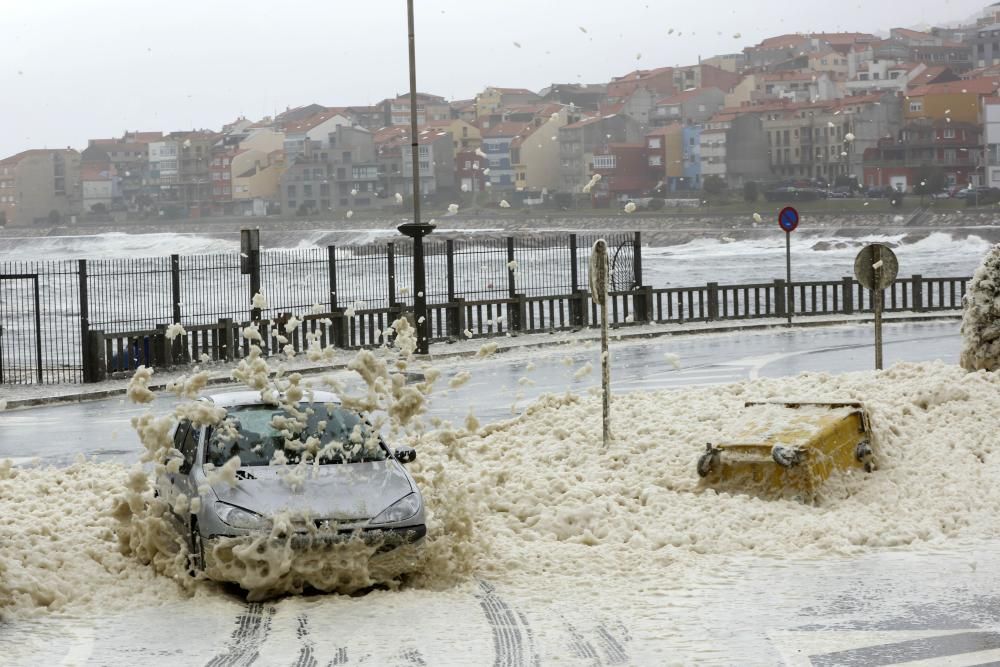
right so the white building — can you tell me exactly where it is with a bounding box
[699,113,735,181]
[984,97,1000,186]
[148,139,179,187]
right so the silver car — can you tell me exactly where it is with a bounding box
[160,390,425,575]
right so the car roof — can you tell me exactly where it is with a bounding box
[205,390,342,408]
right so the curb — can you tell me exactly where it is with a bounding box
[2,312,960,411]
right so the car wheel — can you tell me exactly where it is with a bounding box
[188,519,205,577]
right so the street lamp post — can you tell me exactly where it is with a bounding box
[397,0,435,354]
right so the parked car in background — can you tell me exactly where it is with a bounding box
[865,186,894,198]
[764,186,823,203]
[826,190,850,199]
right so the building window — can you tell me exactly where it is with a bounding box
[944,128,955,139]
[909,101,923,112]
[287,185,296,197]
[649,138,662,149]
[592,155,615,169]
[649,155,663,166]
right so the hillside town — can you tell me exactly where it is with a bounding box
[8,9,1000,226]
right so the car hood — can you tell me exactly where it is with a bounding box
[210,460,414,521]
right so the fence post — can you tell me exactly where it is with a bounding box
[328,245,338,310]
[450,297,466,339]
[446,239,456,303]
[707,282,720,320]
[387,242,397,306]
[570,290,586,328]
[332,311,348,349]
[249,249,262,323]
[569,233,579,292]
[634,285,653,323]
[507,236,517,298]
[156,323,173,368]
[510,294,526,333]
[170,254,182,324]
[85,330,106,383]
[633,231,643,288]
[219,317,234,361]
[912,274,924,312]
[842,277,854,314]
[774,279,787,318]
[78,259,92,382]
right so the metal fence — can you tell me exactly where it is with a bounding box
[0,230,969,386]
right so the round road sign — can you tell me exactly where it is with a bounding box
[854,243,899,290]
[778,206,799,232]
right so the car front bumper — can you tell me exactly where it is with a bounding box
[207,523,426,552]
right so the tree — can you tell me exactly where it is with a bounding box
[91,202,108,215]
[703,175,726,198]
[743,181,759,202]
[47,209,61,225]
[647,197,665,211]
[912,165,946,195]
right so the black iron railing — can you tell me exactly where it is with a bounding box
[0,231,968,385]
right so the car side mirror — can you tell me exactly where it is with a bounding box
[394,446,416,464]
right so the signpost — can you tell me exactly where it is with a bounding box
[778,207,799,325]
[854,243,899,370]
[590,239,611,448]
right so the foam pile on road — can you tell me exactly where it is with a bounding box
[3,359,999,618]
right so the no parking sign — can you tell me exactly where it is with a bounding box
[777,207,799,323]
[778,206,799,233]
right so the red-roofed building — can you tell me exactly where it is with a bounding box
[653,87,725,126]
[589,143,658,204]
[373,125,456,197]
[845,62,928,94]
[377,92,450,127]
[606,67,676,101]
[906,77,1000,124]
[862,119,980,191]
[558,114,634,192]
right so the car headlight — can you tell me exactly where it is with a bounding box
[369,493,420,526]
[215,502,270,530]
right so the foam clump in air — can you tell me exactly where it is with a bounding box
[165,323,186,341]
[127,366,156,404]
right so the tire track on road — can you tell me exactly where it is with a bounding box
[292,614,317,667]
[476,580,539,667]
[205,602,275,667]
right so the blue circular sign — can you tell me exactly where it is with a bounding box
[778,206,799,233]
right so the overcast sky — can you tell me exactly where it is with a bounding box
[0,0,989,157]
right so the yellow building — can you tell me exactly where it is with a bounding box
[232,149,285,202]
[905,78,1000,123]
[427,118,482,152]
[475,87,540,120]
[512,107,570,191]
[724,74,757,108]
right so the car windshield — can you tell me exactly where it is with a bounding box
[206,403,387,467]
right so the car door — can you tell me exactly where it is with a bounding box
[174,423,200,516]
[162,421,191,511]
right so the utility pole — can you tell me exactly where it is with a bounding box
[396,0,435,354]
